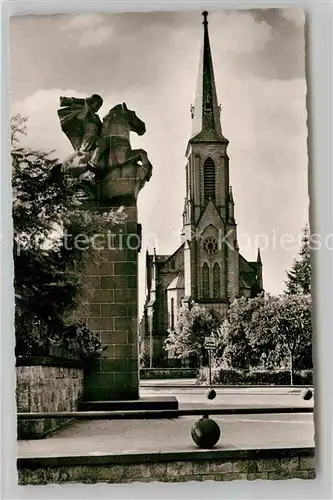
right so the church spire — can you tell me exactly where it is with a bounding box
[257,247,262,265]
[191,11,223,138]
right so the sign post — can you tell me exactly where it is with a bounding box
[204,336,216,387]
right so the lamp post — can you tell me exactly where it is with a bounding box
[192,331,220,449]
[208,348,212,387]
[204,335,216,387]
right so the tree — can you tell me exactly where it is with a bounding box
[12,114,124,357]
[275,294,312,384]
[222,294,270,370]
[285,224,311,295]
[164,304,222,366]
[244,294,283,370]
[11,113,28,146]
[247,294,312,384]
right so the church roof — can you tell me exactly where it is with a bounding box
[239,277,251,290]
[155,255,170,263]
[167,274,185,290]
[158,243,185,271]
[190,11,228,143]
[239,254,260,290]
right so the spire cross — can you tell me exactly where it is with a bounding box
[202,10,208,26]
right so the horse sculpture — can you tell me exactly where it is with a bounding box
[89,102,152,172]
[58,96,153,202]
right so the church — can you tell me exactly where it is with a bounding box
[140,12,264,367]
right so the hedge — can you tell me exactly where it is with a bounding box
[197,367,313,386]
[140,368,198,379]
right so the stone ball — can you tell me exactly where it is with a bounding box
[207,388,217,400]
[302,388,313,401]
[191,416,221,449]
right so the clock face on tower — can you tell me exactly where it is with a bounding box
[203,236,218,255]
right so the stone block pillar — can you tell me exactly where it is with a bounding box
[56,94,153,402]
[79,203,141,401]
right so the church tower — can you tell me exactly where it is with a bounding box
[141,12,263,367]
[182,11,239,320]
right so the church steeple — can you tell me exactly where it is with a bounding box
[191,11,223,138]
[257,247,262,265]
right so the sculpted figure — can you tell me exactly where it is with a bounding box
[57,96,152,202]
[58,94,103,173]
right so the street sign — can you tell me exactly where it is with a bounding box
[204,336,216,349]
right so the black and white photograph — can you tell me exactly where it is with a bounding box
[10,8,315,486]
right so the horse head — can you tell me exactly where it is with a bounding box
[103,103,146,136]
[121,102,146,136]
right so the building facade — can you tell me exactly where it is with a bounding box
[140,12,264,367]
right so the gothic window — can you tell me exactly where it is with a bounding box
[170,297,175,330]
[213,262,221,298]
[202,263,210,298]
[203,157,216,203]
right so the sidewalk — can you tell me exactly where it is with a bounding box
[18,412,314,459]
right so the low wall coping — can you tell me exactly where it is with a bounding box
[16,356,84,369]
[17,446,315,470]
[140,368,196,371]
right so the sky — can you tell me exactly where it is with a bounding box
[9,9,308,313]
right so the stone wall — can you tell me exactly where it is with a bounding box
[16,359,84,439]
[17,447,315,484]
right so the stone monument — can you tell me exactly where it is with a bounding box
[57,94,152,402]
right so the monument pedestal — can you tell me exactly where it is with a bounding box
[57,96,178,410]
[79,202,140,401]
[77,199,179,411]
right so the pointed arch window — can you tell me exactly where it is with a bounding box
[213,262,221,299]
[170,297,175,330]
[204,99,212,111]
[202,263,210,298]
[203,157,216,204]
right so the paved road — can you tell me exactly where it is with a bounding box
[140,382,314,410]
[18,413,314,459]
[17,382,314,459]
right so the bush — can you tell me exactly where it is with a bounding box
[197,367,245,385]
[139,352,150,369]
[140,368,198,379]
[198,366,313,386]
[12,116,125,364]
[16,321,106,362]
[61,322,106,361]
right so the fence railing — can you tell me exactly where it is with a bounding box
[17,406,313,420]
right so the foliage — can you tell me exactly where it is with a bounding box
[232,295,312,383]
[11,113,28,146]
[219,291,312,383]
[285,224,311,295]
[139,351,150,369]
[221,293,269,370]
[140,368,197,379]
[198,366,313,386]
[164,303,222,365]
[12,114,125,359]
[245,293,312,383]
[61,322,107,360]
